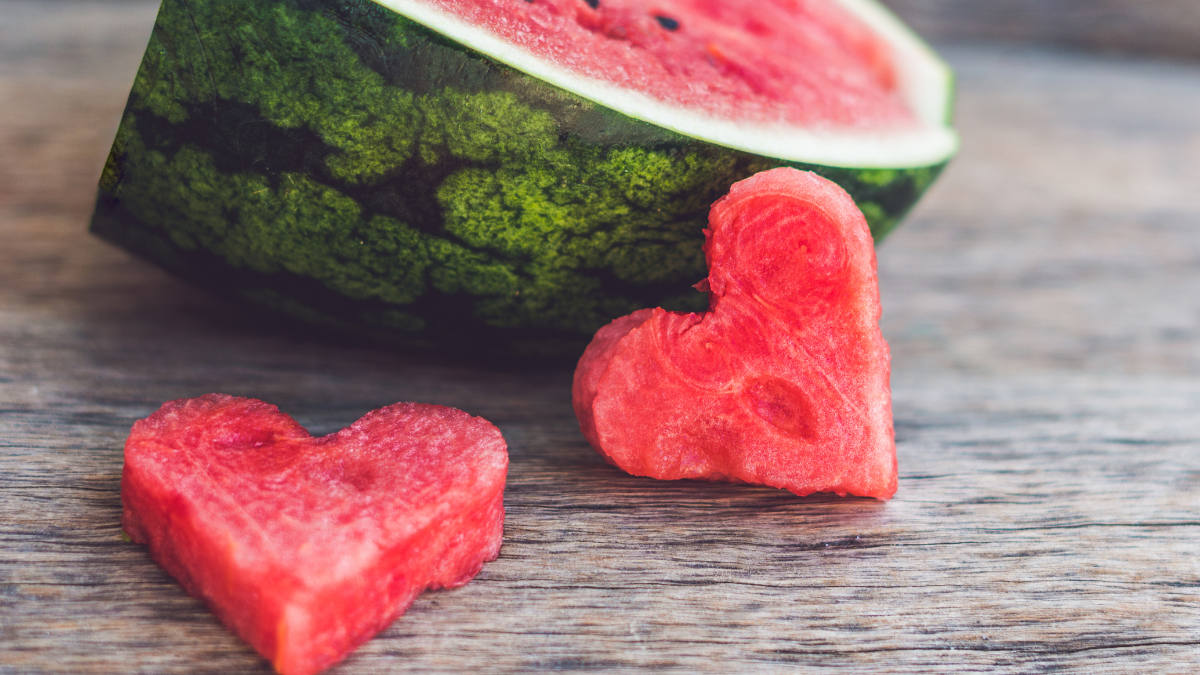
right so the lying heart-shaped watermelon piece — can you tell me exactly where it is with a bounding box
[573,168,895,499]
[122,395,507,675]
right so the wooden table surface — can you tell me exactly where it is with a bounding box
[3,2,1200,673]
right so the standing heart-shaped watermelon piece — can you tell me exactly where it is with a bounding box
[573,168,895,499]
[122,395,508,675]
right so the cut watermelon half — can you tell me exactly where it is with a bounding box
[121,395,508,675]
[573,168,896,499]
[91,0,956,359]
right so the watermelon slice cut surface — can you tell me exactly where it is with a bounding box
[427,0,919,129]
[382,0,956,167]
[121,395,508,675]
[573,168,896,499]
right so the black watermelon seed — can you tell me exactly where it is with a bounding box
[654,15,679,31]
[584,0,599,8]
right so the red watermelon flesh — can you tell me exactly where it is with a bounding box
[573,168,896,499]
[121,395,507,675]
[420,0,915,129]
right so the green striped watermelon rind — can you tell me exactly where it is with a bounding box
[91,0,954,361]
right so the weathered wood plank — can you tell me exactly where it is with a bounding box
[879,47,1200,377]
[2,2,1200,674]
[879,0,1200,62]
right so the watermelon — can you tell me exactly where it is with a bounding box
[121,395,508,675]
[573,168,895,499]
[91,0,956,360]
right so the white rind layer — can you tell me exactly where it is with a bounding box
[373,0,959,169]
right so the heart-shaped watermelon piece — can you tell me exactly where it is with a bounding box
[121,395,508,675]
[573,168,895,499]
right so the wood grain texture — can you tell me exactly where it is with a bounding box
[3,2,1200,673]
[879,0,1200,62]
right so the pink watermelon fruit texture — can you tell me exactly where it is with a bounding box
[121,395,508,675]
[573,167,896,499]
[442,0,913,129]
